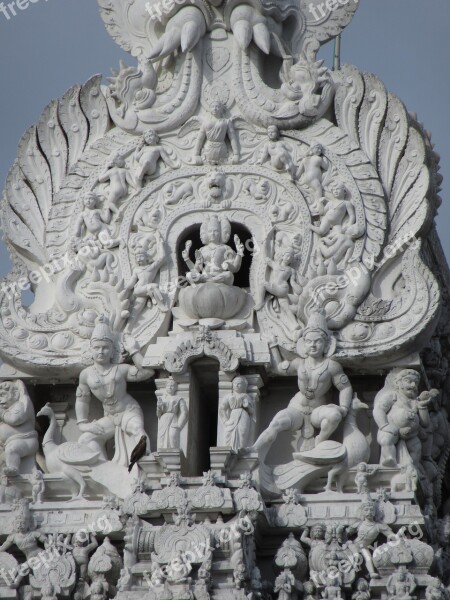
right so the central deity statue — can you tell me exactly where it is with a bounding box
[179,215,248,321]
[248,311,352,460]
[75,317,154,466]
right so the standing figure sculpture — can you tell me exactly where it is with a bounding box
[125,231,168,324]
[157,378,189,450]
[75,317,154,466]
[219,376,255,450]
[373,369,434,471]
[247,311,352,460]
[0,380,38,476]
[98,155,132,213]
[297,144,329,203]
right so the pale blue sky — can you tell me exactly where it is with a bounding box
[0,0,449,276]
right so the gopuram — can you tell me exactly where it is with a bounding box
[0,1,449,599]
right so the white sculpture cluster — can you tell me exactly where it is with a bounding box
[0,0,448,598]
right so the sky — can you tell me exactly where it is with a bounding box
[0,0,449,278]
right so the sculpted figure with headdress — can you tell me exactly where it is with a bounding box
[247,310,352,460]
[0,380,38,476]
[75,317,154,466]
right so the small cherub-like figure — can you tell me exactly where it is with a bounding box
[274,568,297,600]
[125,232,167,324]
[134,205,162,231]
[98,155,132,212]
[386,567,416,600]
[89,575,109,600]
[73,533,98,587]
[264,247,305,301]
[182,215,244,286]
[132,129,179,189]
[73,192,116,245]
[183,100,240,165]
[157,378,189,450]
[30,467,45,504]
[354,462,379,495]
[245,178,271,202]
[346,497,393,579]
[352,578,370,600]
[0,380,38,476]
[300,524,327,575]
[256,125,297,181]
[390,463,418,493]
[219,376,255,451]
[0,469,21,504]
[297,143,329,200]
[310,183,360,237]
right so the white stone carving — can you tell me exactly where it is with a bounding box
[0,380,38,476]
[157,378,189,450]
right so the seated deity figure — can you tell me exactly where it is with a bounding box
[387,568,416,600]
[219,376,256,450]
[75,316,154,466]
[73,192,117,246]
[246,310,352,460]
[0,380,38,476]
[373,369,433,471]
[156,378,189,450]
[125,232,167,324]
[182,215,244,286]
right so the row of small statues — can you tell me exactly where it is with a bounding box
[0,493,445,600]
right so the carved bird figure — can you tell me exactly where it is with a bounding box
[37,403,102,500]
[128,435,147,473]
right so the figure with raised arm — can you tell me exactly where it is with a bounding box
[132,128,179,189]
[0,380,38,476]
[98,155,132,213]
[246,310,352,460]
[75,316,154,466]
[297,144,329,201]
[182,215,244,286]
[125,232,168,324]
